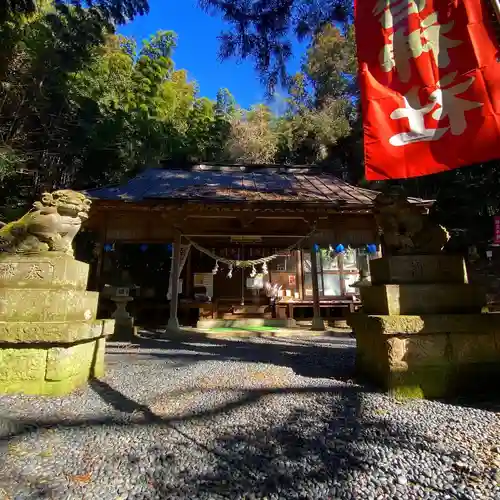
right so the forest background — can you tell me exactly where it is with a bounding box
[0,0,498,248]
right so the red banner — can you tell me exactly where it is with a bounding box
[356,0,500,180]
[494,216,500,244]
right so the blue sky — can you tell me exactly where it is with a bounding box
[118,0,307,110]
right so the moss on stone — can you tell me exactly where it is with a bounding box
[0,288,98,323]
[389,364,453,400]
[0,372,90,396]
[0,320,107,344]
[391,384,424,400]
[0,348,47,382]
[0,337,106,396]
[46,341,98,381]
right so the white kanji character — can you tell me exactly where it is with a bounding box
[427,72,483,136]
[389,88,448,146]
[373,0,426,30]
[380,12,461,82]
[389,74,482,146]
[419,13,462,68]
[381,29,424,82]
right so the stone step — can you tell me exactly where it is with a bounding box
[222,313,272,320]
[369,255,468,285]
[231,305,269,315]
[0,319,114,343]
[360,284,485,315]
[197,318,294,329]
[0,288,98,323]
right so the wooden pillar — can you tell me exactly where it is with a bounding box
[166,230,182,332]
[296,250,304,300]
[185,247,193,298]
[310,244,325,331]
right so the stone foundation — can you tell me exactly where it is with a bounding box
[348,255,500,399]
[0,253,113,396]
[349,313,500,398]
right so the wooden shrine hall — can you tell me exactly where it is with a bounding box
[83,163,431,331]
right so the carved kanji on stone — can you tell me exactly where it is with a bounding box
[25,264,44,280]
[0,263,17,279]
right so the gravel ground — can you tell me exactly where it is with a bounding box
[0,333,499,500]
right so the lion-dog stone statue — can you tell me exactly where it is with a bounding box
[373,190,449,255]
[0,190,91,256]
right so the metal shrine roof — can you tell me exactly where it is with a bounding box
[84,164,430,207]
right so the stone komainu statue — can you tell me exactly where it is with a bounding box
[373,190,450,255]
[0,190,91,256]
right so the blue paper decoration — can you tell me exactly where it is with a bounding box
[335,244,345,254]
[165,243,172,253]
[104,243,113,252]
[313,243,320,252]
[367,244,377,254]
[140,244,148,252]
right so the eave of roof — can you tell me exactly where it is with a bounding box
[84,163,434,208]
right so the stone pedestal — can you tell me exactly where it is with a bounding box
[110,296,135,340]
[0,254,113,396]
[347,255,500,399]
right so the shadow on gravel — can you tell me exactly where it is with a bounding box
[107,330,357,382]
[1,335,497,498]
[0,381,477,499]
[1,373,496,498]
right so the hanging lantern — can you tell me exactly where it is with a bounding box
[212,260,219,275]
[335,244,345,254]
[227,264,233,279]
[250,265,257,278]
[367,244,378,255]
[140,244,148,252]
[261,261,268,275]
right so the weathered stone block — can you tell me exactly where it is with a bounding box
[360,284,485,315]
[388,364,455,399]
[449,333,499,364]
[92,337,106,378]
[0,319,113,343]
[0,288,98,322]
[387,334,450,369]
[348,312,500,335]
[348,312,500,398]
[0,337,107,396]
[0,254,89,290]
[355,328,387,386]
[370,255,468,285]
[0,348,47,382]
[45,340,101,381]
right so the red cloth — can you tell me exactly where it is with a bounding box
[355,0,500,180]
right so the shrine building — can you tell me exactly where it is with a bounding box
[82,162,431,331]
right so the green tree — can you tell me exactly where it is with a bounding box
[226,104,279,164]
[200,0,353,92]
[0,3,239,217]
[0,0,149,24]
[305,23,357,105]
